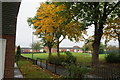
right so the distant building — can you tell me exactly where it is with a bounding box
[21,46,83,53]
[21,46,82,53]
[44,46,83,53]
[21,47,44,53]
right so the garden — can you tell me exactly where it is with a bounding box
[17,59,60,78]
[16,1,120,79]
[21,52,106,65]
[17,51,120,79]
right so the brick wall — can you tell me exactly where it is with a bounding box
[1,2,21,78]
[51,48,57,53]
[61,49,66,52]
[1,35,15,78]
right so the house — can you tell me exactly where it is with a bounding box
[44,46,83,53]
[0,1,21,78]
[21,47,44,53]
[21,46,82,53]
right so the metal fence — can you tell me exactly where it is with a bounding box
[21,56,120,79]
[99,50,120,54]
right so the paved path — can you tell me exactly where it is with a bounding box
[36,61,100,78]
[37,61,69,76]
[14,63,23,78]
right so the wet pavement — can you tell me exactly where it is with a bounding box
[36,61,103,79]
[14,63,23,78]
[37,61,69,76]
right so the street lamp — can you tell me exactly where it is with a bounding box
[32,32,34,59]
[84,41,86,53]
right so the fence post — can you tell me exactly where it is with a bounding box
[41,59,42,68]
[35,60,37,65]
[46,60,48,69]
[69,64,71,77]
[69,70,71,77]
[54,61,56,74]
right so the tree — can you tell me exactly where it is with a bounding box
[99,43,105,54]
[57,2,120,65]
[16,45,21,55]
[82,41,93,53]
[103,17,120,51]
[15,45,21,63]
[107,45,119,51]
[31,41,43,52]
[40,37,54,56]
[81,35,93,53]
[27,2,83,56]
[82,35,105,54]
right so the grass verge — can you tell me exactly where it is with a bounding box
[22,52,106,64]
[17,58,60,78]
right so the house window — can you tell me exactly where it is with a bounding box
[74,49,77,52]
[66,49,70,51]
[59,49,61,51]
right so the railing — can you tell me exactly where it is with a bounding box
[21,56,120,79]
[36,58,59,74]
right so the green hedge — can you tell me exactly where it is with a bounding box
[105,51,120,63]
[48,55,67,65]
[48,52,76,66]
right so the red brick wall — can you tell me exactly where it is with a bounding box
[24,49,30,52]
[51,48,57,53]
[70,49,74,52]
[1,35,15,78]
[61,49,66,52]
[44,47,82,53]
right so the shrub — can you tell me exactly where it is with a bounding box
[16,45,21,55]
[105,51,120,63]
[15,46,21,62]
[48,55,67,66]
[65,51,76,64]
[66,64,90,79]
[48,56,56,64]
[48,52,76,66]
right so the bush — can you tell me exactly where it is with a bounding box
[105,51,120,63]
[16,45,21,55]
[15,46,21,62]
[66,64,90,79]
[65,51,76,64]
[48,55,67,66]
[48,52,76,66]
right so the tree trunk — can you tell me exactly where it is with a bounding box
[118,34,120,53]
[92,40,100,66]
[92,22,103,66]
[48,47,52,57]
[92,2,105,66]
[57,39,60,56]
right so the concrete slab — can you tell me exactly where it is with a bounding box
[14,63,23,78]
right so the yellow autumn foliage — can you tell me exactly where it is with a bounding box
[103,17,120,41]
[31,3,67,41]
[30,2,83,43]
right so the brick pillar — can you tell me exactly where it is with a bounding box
[1,2,21,78]
[1,35,15,78]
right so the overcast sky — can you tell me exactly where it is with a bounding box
[16,0,118,48]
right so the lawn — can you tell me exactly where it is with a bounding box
[22,52,106,64]
[17,58,60,78]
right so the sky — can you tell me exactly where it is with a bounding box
[16,0,118,48]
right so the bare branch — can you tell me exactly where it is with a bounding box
[107,1,120,16]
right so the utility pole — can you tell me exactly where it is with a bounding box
[32,32,34,59]
[84,41,86,53]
